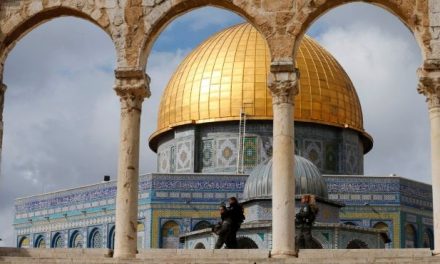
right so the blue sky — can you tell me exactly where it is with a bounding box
[0,3,426,245]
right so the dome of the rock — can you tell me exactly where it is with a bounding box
[149,23,372,153]
[150,23,372,176]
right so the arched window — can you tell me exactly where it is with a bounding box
[295,236,324,249]
[69,230,83,248]
[18,236,30,248]
[405,224,417,248]
[194,242,206,249]
[51,232,64,248]
[193,221,211,231]
[137,222,145,249]
[107,226,115,249]
[88,228,102,248]
[237,237,258,249]
[161,221,180,249]
[346,239,369,249]
[373,222,388,232]
[374,222,391,246]
[423,228,434,250]
[34,235,46,248]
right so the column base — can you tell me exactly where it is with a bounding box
[270,249,297,258]
[432,250,440,256]
[113,252,137,259]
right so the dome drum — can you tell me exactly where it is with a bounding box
[155,121,365,175]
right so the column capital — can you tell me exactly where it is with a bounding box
[417,68,440,110]
[268,62,299,105]
[114,69,151,99]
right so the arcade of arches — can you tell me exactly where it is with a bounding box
[1,0,439,259]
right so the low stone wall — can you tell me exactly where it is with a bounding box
[0,248,112,258]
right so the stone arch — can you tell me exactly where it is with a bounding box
[193,220,212,231]
[34,235,46,248]
[194,242,206,249]
[405,223,418,248]
[88,227,103,248]
[18,236,30,248]
[237,237,259,249]
[51,232,64,248]
[292,1,428,60]
[69,230,83,248]
[140,1,272,71]
[0,5,114,78]
[346,239,369,249]
[160,220,180,249]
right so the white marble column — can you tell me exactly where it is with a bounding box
[418,69,440,254]
[113,69,150,258]
[268,62,299,257]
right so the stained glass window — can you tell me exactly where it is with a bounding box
[18,236,29,248]
[423,228,433,249]
[161,221,180,248]
[108,227,115,249]
[405,224,417,248]
[35,236,46,248]
[243,137,257,166]
[70,231,83,248]
[52,233,64,248]
[202,139,214,167]
[90,229,102,248]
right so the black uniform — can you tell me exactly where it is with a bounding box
[214,202,245,249]
[296,203,317,249]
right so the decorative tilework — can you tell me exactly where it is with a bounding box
[304,139,323,169]
[177,141,191,171]
[324,143,338,172]
[261,137,272,159]
[344,143,359,174]
[217,138,238,168]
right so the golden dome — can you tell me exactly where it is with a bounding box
[150,23,372,151]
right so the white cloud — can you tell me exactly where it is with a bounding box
[0,18,188,245]
[310,3,429,182]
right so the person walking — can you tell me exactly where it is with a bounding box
[296,194,318,249]
[214,197,245,249]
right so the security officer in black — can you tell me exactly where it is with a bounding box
[214,197,245,249]
[296,194,317,249]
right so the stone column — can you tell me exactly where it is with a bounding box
[418,69,440,254]
[268,62,299,257]
[113,69,150,258]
